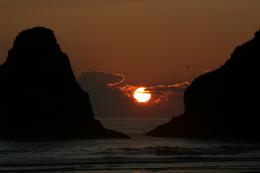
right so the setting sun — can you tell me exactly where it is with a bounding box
[133,87,151,103]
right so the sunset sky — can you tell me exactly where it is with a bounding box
[0,0,259,117]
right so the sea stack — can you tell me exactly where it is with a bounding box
[0,27,128,140]
[147,30,260,141]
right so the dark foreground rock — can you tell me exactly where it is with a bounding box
[147,30,260,141]
[0,27,128,140]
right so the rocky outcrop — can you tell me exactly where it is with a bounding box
[147,30,260,140]
[0,27,128,140]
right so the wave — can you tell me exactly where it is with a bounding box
[1,138,260,172]
[90,145,260,156]
[1,155,260,172]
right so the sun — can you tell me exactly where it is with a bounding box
[133,87,151,103]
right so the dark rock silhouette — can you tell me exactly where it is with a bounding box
[0,27,129,140]
[147,30,260,140]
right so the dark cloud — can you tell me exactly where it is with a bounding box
[79,71,124,88]
[78,71,188,118]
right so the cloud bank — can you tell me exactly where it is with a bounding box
[78,71,188,118]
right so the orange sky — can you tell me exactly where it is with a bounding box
[0,0,260,85]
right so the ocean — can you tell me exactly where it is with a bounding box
[0,117,260,173]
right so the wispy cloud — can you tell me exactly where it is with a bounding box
[118,81,189,104]
[79,71,189,104]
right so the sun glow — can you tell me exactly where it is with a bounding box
[133,87,151,103]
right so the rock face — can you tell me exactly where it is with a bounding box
[147,30,260,140]
[0,27,128,140]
